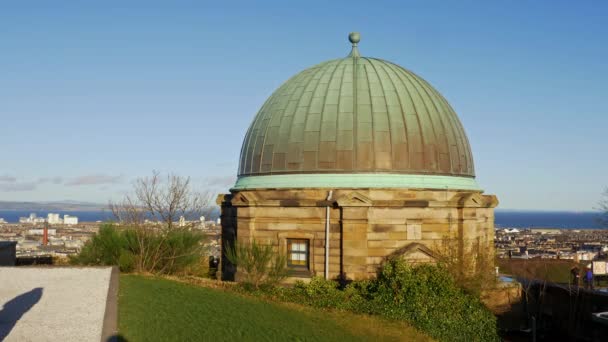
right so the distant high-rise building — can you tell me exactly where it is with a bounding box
[63,215,78,225]
[47,213,62,224]
[20,213,45,224]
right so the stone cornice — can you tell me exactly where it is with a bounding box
[220,189,498,209]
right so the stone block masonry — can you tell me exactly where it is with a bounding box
[219,188,497,282]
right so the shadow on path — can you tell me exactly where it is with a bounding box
[0,287,43,341]
[107,334,129,342]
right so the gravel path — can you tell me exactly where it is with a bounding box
[0,267,112,342]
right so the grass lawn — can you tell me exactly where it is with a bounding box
[118,275,432,342]
[497,258,575,283]
[496,258,608,284]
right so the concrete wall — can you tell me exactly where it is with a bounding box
[218,188,498,281]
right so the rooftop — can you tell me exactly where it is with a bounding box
[236,33,477,190]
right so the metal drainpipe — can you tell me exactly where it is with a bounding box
[325,190,333,280]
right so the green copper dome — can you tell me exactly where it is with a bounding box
[235,33,477,190]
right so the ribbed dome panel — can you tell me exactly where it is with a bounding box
[238,57,475,178]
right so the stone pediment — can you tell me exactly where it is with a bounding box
[336,191,373,207]
[390,243,439,263]
[230,192,258,206]
[453,193,498,208]
[460,193,483,206]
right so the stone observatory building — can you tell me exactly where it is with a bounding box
[218,33,498,282]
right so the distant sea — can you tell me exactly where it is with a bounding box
[0,209,603,229]
[494,211,603,229]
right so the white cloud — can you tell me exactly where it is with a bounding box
[65,174,124,186]
[38,176,63,185]
[0,182,37,192]
[0,175,17,183]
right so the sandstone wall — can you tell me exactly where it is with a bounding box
[218,188,498,281]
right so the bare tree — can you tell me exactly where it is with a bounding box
[109,171,211,273]
[433,236,497,296]
[110,171,210,229]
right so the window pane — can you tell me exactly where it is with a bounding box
[287,239,309,268]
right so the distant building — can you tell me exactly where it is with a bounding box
[64,240,84,249]
[575,251,597,262]
[19,213,45,224]
[531,228,563,235]
[63,215,78,225]
[17,240,41,250]
[47,213,62,224]
[28,228,57,236]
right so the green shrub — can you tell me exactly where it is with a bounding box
[118,250,136,272]
[70,224,132,271]
[369,260,498,342]
[253,260,498,342]
[224,240,288,289]
[291,277,345,308]
[70,223,206,275]
[155,228,207,274]
[283,277,373,313]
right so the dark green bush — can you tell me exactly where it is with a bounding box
[70,224,133,271]
[291,277,345,308]
[369,260,498,342]
[118,250,136,272]
[70,223,206,275]
[224,240,288,289]
[256,259,498,342]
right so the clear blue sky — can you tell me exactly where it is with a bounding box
[1,1,606,211]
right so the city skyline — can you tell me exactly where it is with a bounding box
[1,1,607,211]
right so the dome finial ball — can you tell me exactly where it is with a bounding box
[349,32,360,45]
